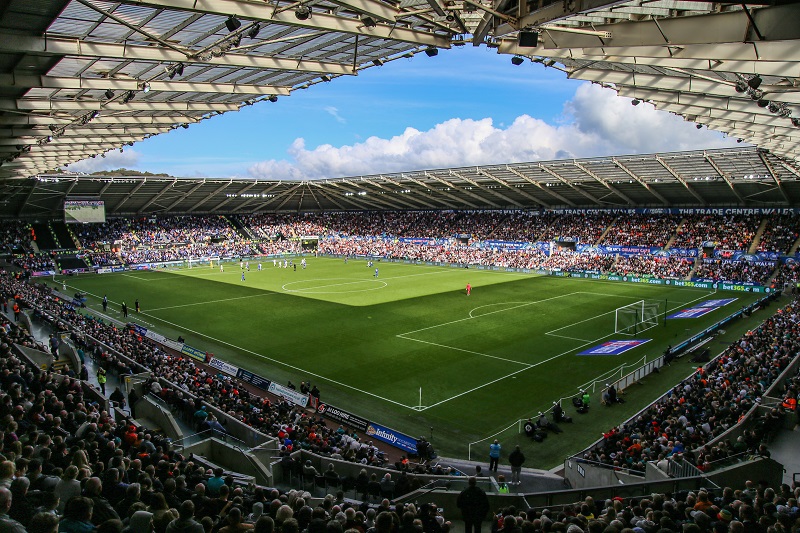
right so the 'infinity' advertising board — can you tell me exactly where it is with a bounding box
[365,421,418,454]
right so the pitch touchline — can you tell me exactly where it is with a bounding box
[147,292,279,312]
[136,311,417,410]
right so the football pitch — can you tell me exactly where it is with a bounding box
[60,257,767,466]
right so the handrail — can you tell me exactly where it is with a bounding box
[232,444,265,482]
[171,429,212,447]
[567,456,646,477]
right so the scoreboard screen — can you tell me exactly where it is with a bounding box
[64,199,106,224]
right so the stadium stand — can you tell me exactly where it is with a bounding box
[0,210,799,533]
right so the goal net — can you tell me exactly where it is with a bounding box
[615,300,662,335]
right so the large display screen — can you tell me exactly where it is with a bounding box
[64,199,106,224]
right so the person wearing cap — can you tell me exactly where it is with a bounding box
[488,440,501,472]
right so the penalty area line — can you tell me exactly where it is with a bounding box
[396,335,529,366]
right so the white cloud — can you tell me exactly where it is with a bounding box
[65,149,141,173]
[324,106,346,124]
[249,83,738,180]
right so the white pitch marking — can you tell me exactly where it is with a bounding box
[146,292,279,312]
[396,337,529,366]
[135,311,418,411]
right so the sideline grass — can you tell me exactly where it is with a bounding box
[60,257,767,466]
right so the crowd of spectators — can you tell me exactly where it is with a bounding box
[694,260,777,284]
[541,251,615,273]
[757,214,800,254]
[0,221,31,254]
[0,298,457,533]
[772,262,799,291]
[11,253,57,272]
[601,215,682,248]
[671,215,760,251]
[2,265,799,533]
[78,216,239,250]
[539,214,617,245]
[611,255,694,279]
[582,294,800,473]
[4,211,799,284]
[485,482,800,533]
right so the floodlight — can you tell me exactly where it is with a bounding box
[104,89,115,100]
[631,99,640,106]
[247,23,261,39]
[424,47,438,57]
[757,99,769,108]
[295,5,311,20]
[225,15,242,32]
[511,56,524,66]
[747,75,762,90]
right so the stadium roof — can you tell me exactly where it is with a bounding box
[5,147,800,216]
[0,0,799,184]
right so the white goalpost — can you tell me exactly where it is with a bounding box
[614,299,662,335]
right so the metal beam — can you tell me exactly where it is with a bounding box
[449,170,522,207]
[113,0,448,47]
[427,173,491,207]
[138,180,178,213]
[505,166,574,207]
[357,178,430,210]
[112,180,147,212]
[0,74,292,96]
[375,175,441,209]
[187,181,233,212]
[654,155,707,205]
[477,168,547,208]
[757,150,791,204]
[612,158,670,205]
[163,181,207,212]
[572,162,632,205]
[405,174,476,209]
[209,181,260,212]
[704,152,746,205]
[0,36,356,76]
[1,99,241,113]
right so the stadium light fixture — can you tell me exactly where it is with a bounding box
[696,124,702,129]
[141,82,151,93]
[757,99,769,108]
[225,15,242,32]
[247,23,261,39]
[735,81,748,93]
[268,95,278,102]
[425,47,438,57]
[511,56,524,66]
[295,5,311,20]
[747,75,762,90]
[104,89,115,100]
[631,99,640,106]
[361,15,377,28]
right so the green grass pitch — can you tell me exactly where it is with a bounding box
[59,257,766,467]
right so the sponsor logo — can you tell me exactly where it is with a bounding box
[366,424,398,443]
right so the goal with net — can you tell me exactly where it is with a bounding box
[614,300,663,335]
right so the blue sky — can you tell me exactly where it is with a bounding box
[68,47,738,179]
